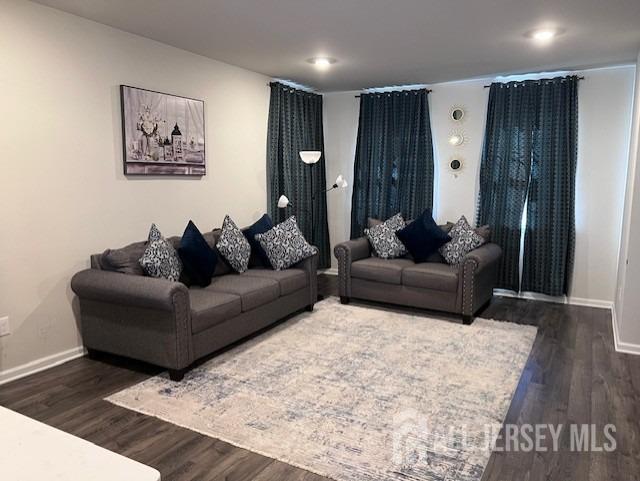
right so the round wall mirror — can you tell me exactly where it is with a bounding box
[448,132,465,146]
[447,156,465,176]
[449,105,466,123]
[448,129,468,147]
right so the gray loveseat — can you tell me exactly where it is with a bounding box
[71,228,317,381]
[334,235,501,323]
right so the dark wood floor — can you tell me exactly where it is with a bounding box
[1,274,639,481]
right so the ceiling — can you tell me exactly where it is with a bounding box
[34,0,640,92]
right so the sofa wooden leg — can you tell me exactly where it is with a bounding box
[340,296,350,305]
[306,304,315,312]
[168,369,186,382]
[462,315,473,325]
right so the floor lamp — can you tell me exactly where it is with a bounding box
[277,150,348,244]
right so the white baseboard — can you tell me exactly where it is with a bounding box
[493,289,613,310]
[489,290,640,355]
[321,268,339,276]
[611,306,640,355]
[0,346,86,386]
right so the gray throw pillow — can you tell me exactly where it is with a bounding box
[101,242,146,275]
[364,213,407,259]
[255,216,317,270]
[216,215,251,273]
[476,224,492,243]
[139,225,182,281]
[367,217,383,228]
[439,216,486,265]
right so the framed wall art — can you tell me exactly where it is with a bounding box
[120,85,205,176]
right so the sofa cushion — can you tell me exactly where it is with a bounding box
[207,274,280,312]
[367,217,383,228]
[351,257,415,285]
[402,263,459,292]
[189,290,242,333]
[476,224,492,243]
[243,268,307,296]
[202,228,233,277]
[202,228,221,249]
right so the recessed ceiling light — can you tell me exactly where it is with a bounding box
[307,57,337,69]
[526,28,563,44]
[532,29,555,40]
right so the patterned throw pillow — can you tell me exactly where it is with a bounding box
[216,215,251,273]
[139,225,182,281]
[255,216,317,270]
[148,223,163,242]
[364,213,408,259]
[439,216,486,265]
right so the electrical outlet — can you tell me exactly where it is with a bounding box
[0,316,10,337]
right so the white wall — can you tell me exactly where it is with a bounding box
[0,0,270,378]
[615,52,640,352]
[323,66,636,307]
[323,92,359,262]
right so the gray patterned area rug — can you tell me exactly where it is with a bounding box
[107,297,536,481]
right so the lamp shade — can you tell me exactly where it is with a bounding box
[277,195,290,208]
[335,174,348,188]
[299,151,322,164]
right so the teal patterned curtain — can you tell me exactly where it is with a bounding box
[477,76,578,295]
[522,77,578,296]
[477,82,538,292]
[266,82,330,268]
[350,89,434,238]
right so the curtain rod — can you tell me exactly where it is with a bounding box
[266,82,318,93]
[354,89,432,98]
[483,76,585,88]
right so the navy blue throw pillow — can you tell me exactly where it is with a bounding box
[178,221,217,287]
[396,209,451,263]
[242,214,274,268]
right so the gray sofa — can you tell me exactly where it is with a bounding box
[71,228,318,381]
[334,236,501,323]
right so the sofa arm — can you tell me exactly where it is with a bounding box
[464,243,502,271]
[293,250,319,305]
[334,237,371,263]
[71,269,189,312]
[334,237,371,298]
[459,243,502,316]
[71,269,193,371]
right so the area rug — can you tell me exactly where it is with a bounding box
[107,297,537,481]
